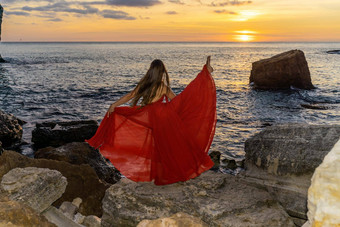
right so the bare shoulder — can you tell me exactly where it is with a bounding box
[161,81,176,99]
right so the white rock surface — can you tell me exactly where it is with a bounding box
[306,138,340,226]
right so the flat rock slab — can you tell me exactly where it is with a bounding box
[101,171,294,227]
[245,124,340,175]
[1,167,67,213]
[250,49,315,90]
[32,120,98,149]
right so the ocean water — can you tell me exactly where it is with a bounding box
[0,42,339,166]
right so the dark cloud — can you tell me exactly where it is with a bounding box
[210,0,252,7]
[47,18,62,21]
[101,9,136,20]
[168,0,185,4]
[22,3,99,15]
[214,9,238,14]
[166,11,177,15]
[105,0,161,7]
[5,11,30,16]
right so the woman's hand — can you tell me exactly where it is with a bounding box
[107,103,116,118]
[206,56,214,74]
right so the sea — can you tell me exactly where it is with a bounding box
[0,42,339,170]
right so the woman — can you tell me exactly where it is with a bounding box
[85,56,216,185]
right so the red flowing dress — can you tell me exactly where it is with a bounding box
[85,64,217,185]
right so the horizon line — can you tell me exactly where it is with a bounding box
[2,41,340,43]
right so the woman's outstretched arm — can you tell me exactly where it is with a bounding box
[107,87,138,117]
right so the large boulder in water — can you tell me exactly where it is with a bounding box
[32,120,98,149]
[101,171,294,227]
[240,124,340,226]
[34,142,121,184]
[250,49,315,90]
[0,109,24,148]
[0,150,109,217]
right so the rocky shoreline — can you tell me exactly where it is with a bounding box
[1,107,339,226]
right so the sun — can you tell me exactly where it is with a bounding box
[234,34,255,42]
[233,31,257,42]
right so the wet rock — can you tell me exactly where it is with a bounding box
[32,120,98,149]
[306,139,340,226]
[326,49,340,54]
[0,150,109,217]
[250,49,315,90]
[0,167,67,213]
[35,142,121,184]
[241,124,340,225]
[301,104,329,110]
[0,110,23,148]
[137,212,208,227]
[0,196,56,227]
[208,150,221,170]
[82,215,101,227]
[101,171,294,227]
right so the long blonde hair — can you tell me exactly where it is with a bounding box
[131,59,170,107]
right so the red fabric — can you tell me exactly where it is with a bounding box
[85,64,217,185]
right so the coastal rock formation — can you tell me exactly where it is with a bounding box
[0,167,67,213]
[326,49,340,54]
[0,109,24,148]
[305,139,340,226]
[32,120,98,149]
[0,141,3,154]
[137,212,208,227]
[0,5,5,63]
[101,171,294,227]
[0,196,56,227]
[0,150,109,216]
[35,142,121,184]
[250,49,315,90]
[241,124,340,226]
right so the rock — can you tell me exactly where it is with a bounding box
[0,141,3,155]
[72,197,82,208]
[42,206,83,227]
[301,104,329,110]
[0,167,67,213]
[306,139,340,226]
[241,124,340,225]
[0,196,56,227]
[0,110,23,148]
[73,212,86,224]
[208,150,221,170]
[0,150,109,216]
[35,142,121,184]
[250,49,315,90]
[59,201,78,219]
[137,212,208,227]
[326,49,340,54]
[32,120,98,149]
[101,171,294,227]
[82,215,101,227]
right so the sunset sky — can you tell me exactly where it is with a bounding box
[1,0,340,42]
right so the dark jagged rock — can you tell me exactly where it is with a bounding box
[250,49,315,90]
[35,142,121,184]
[32,120,98,149]
[208,150,221,170]
[0,150,109,217]
[301,104,329,110]
[240,124,340,225]
[0,110,23,148]
[326,50,340,54]
[101,171,294,227]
